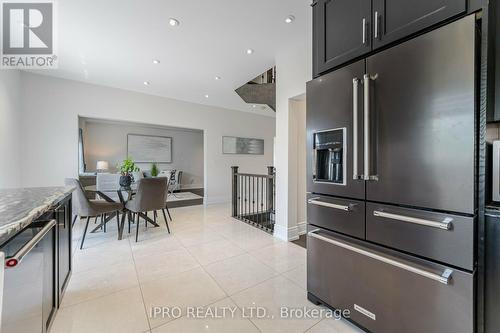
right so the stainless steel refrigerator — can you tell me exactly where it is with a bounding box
[306,14,476,333]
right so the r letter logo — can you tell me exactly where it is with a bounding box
[1,1,57,68]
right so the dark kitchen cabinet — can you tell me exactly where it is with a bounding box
[372,0,466,49]
[312,0,467,76]
[42,221,56,333]
[313,0,371,75]
[55,196,72,304]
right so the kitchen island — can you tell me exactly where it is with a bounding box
[0,186,74,333]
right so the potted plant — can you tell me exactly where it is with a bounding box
[151,163,159,177]
[118,157,139,187]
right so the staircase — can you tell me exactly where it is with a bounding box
[235,67,276,111]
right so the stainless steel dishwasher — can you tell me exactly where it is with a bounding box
[0,219,56,333]
[486,208,500,333]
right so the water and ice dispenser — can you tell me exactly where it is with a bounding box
[313,128,346,185]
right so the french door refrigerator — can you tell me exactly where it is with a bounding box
[306,14,476,333]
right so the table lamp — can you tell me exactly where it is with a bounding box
[96,160,109,173]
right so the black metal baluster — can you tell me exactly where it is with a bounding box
[257,177,261,224]
[252,176,255,223]
[238,175,243,220]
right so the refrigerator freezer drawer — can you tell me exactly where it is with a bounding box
[307,194,365,239]
[366,203,475,270]
[307,227,474,333]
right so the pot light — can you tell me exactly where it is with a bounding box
[246,48,254,55]
[215,76,221,80]
[252,104,257,108]
[169,18,180,26]
[143,81,150,86]
[152,59,160,64]
[285,15,295,23]
[204,94,209,98]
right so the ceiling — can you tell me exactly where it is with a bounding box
[32,0,311,117]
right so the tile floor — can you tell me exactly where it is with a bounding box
[51,204,364,333]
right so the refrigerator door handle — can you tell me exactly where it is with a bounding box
[363,73,378,181]
[373,210,453,230]
[352,78,360,180]
[308,229,453,285]
[308,198,352,212]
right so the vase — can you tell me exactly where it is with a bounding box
[119,175,132,187]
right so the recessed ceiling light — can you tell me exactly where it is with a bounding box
[143,81,150,86]
[152,59,160,64]
[215,76,221,80]
[169,18,180,26]
[285,15,295,23]
[204,94,209,98]
[252,104,257,108]
[246,48,254,55]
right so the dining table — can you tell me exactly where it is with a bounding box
[84,183,160,240]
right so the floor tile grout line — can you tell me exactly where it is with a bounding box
[303,318,327,333]
[129,235,154,332]
[58,285,140,310]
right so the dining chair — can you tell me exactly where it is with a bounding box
[96,173,123,201]
[152,177,173,223]
[65,178,123,249]
[125,177,170,242]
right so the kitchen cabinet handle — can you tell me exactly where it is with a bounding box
[352,78,360,180]
[362,18,367,45]
[374,11,380,39]
[308,229,453,285]
[373,210,453,230]
[5,220,56,268]
[308,198,351,211]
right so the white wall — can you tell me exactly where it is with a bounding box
[82,119,204,189]
[0,70,21,188]
[291,98,307,234]
[274,9,312,241]
[18,72,275,204]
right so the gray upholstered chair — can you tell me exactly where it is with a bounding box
[125,177,170,242]
[96,173,125,202]
[163,178,173,222]
[65,178,123,249]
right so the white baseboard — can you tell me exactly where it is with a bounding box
[297,221,307,235]
[204,195,230,205]
[273,224,300,241]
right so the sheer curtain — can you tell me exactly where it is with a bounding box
[78,128,86,174]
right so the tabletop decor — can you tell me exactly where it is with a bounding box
[118,157,139,187]
[151,163,159,177]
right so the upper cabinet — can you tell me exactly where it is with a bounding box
[372,0,466,49]
[313,0,467,77]
[313,0,371,75]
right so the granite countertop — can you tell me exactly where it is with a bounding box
[0,186,75,241]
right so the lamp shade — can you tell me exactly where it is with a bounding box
[96,160,109,171]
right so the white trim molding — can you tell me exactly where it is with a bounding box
[273,224,300,241]
[297,221,307,235]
